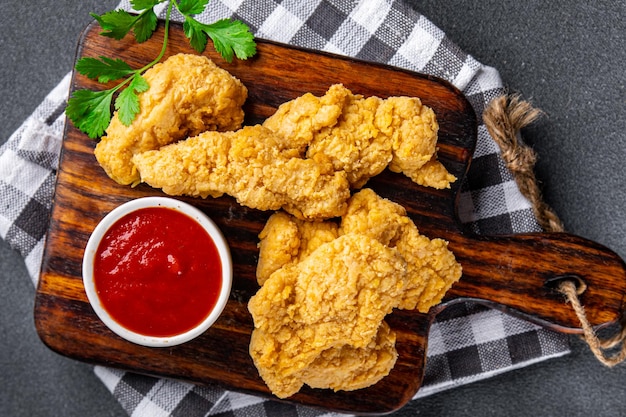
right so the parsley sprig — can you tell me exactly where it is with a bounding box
[66,0,256,139]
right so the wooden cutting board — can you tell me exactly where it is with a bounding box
[34,21,626,414]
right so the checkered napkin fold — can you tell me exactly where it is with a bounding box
[0,0,570,416]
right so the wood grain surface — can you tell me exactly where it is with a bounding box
[34,21,626,414]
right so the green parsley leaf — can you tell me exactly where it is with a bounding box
[177,0,210,15]
[91,10,137,40]
[183,17,208,53]
[133,9,158,42]
[75,56,135,83]
[115,75,150,126]
[131,0,164,11]
[66,89,116,139]
[202,19,257,62]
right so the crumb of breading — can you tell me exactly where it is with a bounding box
[94,54,247,186]
[132,125,350,220]
[251,189,462,398]
[248,234,407,399]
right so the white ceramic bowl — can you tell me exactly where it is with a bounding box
[82,196,232,347]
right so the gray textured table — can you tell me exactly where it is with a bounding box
[1,2,624,416]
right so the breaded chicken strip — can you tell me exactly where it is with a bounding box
[250,320,398,397]
[248,234,407,398]
[264,84,455,189]
[132,125,350,220]
[94,54,247,186]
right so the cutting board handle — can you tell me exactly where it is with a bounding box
[443,232,626,333]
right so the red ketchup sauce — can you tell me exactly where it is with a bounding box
[93,207,222,337]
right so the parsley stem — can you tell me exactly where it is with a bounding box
[108,73,135,94]
[138,0,173,74]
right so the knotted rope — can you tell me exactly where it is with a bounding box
[482,94,626,367]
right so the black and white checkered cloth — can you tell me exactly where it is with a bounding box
[0,1,570,416]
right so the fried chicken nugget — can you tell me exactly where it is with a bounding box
[338,187,409,246]
[132,125,350,220]
[256,213,300,286]
[339,189,462,312]
[256,212,338,285]
[257,189,462,314]
[400,158,458,190]
[94,54,247,186]
[379,96,437,172]
[248,234,407,399]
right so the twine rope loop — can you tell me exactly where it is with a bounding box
[482,94,626,366]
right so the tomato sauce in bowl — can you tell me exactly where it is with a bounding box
[82,197,232,347]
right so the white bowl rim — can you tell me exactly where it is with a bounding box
[82,196,232,347]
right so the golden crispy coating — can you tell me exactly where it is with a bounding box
[256,212,301,286]
[307,94,393,188]
[338,187,410,247]
[265,84,455,189]
[339,189,462,312]
[132,125,350,220]
[300,321,397,392]
[396,158,457,190]
[256,212,339,285]
[380,97,437,173]
[127,82,453,220]
[248,234,407,398]
[251,189,462,397]
[394,224,462,311]
[94,54,247,186]
[262,84,349,151]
